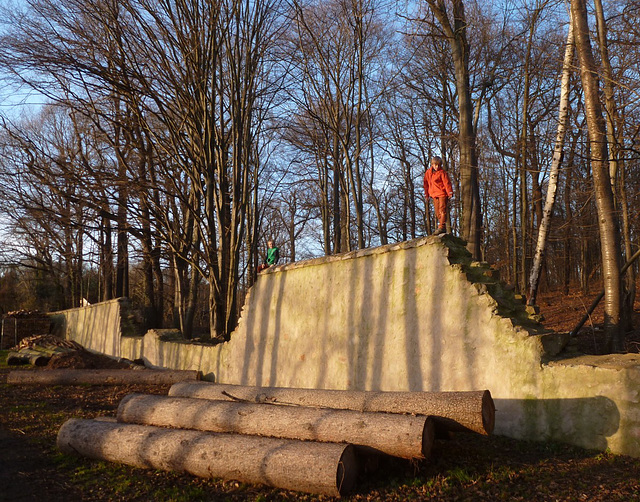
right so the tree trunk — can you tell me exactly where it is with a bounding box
[594,0,636,331]
[426,0,482,259]
[100,214,114,301]
[517,18,533,294]
[117,393,434,459]
[169,382,495,435]
[7,368,201,385]
[528,19,575,306]
[57,419,358,497]
[571,0,623,351]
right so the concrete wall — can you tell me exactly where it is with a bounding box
[52,298,136,359]
[57,236,640,458]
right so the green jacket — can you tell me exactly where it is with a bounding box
[266,246,279,265]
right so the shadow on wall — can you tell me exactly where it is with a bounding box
[494,396,620,451]
[233,238,489,392]
[235,240,462,391]
[240,270,288,387]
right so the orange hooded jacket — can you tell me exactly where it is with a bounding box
[423,167,453,199]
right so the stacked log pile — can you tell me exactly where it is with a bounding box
[6,335,202,384]
[6,335,84,366]
[169,382,495,436]
[57,382,495,497]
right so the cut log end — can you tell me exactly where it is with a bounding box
[482,390,496,435]
[421,418,436,458]
[336,444,358,496]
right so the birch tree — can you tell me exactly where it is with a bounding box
[594,0,635,329]
[527,18,574,306]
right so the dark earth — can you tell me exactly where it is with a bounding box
[1,289,640,501]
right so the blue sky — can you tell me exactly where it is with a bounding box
[0,0,46,119]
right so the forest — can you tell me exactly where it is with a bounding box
[0,0,637,350]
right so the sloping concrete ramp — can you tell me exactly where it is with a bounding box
[60,235,640,457]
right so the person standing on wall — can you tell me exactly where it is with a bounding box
[423,156,453,235]
[257,239,280,273]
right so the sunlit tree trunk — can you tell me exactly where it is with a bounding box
[594,0,635,330]
[426,0,481,259]
[571,0,623,351]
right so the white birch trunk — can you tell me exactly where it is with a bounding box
[527,19,575,306]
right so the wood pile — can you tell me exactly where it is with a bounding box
[6,335,202,384]
[57,382,495,497]
[169,382,495,436]
[7,335,84,366]
[4,309,46,318]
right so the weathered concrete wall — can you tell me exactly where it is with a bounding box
[52,298,136,358]
[56,236,640,457]
[213,237,547,395]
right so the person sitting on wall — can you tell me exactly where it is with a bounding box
[257,239,279,273]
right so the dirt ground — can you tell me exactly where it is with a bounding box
[0,374,176,502]
[2,366,640,502]
[1,288,640,501]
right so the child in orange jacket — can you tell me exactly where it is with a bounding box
[423,156,453,235]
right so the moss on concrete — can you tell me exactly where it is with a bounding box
[439,235,548,335]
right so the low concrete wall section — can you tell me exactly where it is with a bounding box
[57,236,640,458]
[52,298,143,359]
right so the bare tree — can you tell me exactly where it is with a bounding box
[571,0,622,351]
[115,0,285,339]
[285,0,389,253]
[0,106,95,310]
[424,0,481,259]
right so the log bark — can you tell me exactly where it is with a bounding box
[168,382,495,435]
[7,369,201,385]
[117,393,434,459]
[57,418,358,497]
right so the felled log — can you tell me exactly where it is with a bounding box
[169,382,495,435]
[117,393,434,459]
[7,368,201,386]
[57,418,357,497]
[6,349,49,367]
